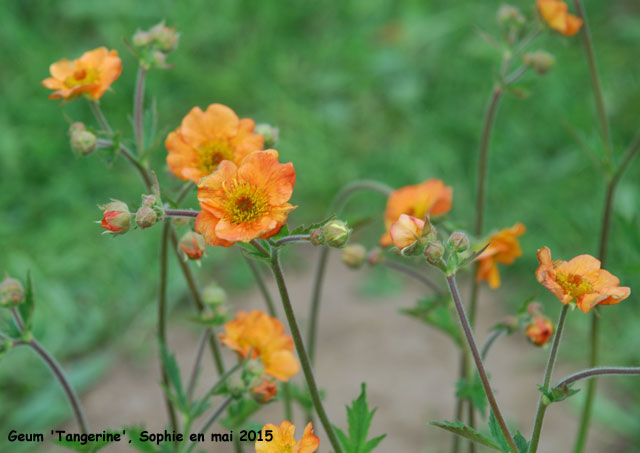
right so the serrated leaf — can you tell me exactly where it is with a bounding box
[430,420,501,451]
[221,398,260,429]
[400,296,461,346]
[336,383,386,453]
[489,411,510,452]
[19,271,35,332]
[456,376,487,418]
[159,341,187,413]
[514,431,529,453]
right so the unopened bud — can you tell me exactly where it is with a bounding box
[202,283,227,307]
[497,4,525,26]
[342,244,367,269]
[245,359,265,378]
[132,30,152,47]
[151,50,169,69]
[448,231,470,252]
[69,123,96,156]
[254,124,279,148]
[227,375,246,398]
[99,200,131,235]
[141,194,156,207]
[135,206,157,229]
[1,275,25,307]
[526,316,554,347]
[527,301,544,316]
[251,378,277,404]
[149,22,179,53]
[310,229,324,246]
[523,51,555,75]
[503,315,519,333]
[179,231,206,260]
[322,220,351,248]
[424,241,445,264]
[366,247,385,266]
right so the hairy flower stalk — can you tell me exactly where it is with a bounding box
[134,66,147,154]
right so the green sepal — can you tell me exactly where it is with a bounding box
[537,383,580,404]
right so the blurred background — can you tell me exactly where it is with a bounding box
[1,0,639,451]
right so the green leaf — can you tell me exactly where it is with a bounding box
[221,398,260,430]
[456,376,487,418]
[159,341,187,413]
[537,383,580,404]
[489,411,510,452]
[514,431,529,453]
[19,271,36,332]
[399,296,461,346]
[335,383,386,453]
[124,426,159,452]
[430,420,501,451]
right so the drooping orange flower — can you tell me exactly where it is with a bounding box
[195,150,296,246]
[255,421,319,453]
[389,214,425,249]
[165,104,264,182]
[220,310,299,382]
[476,223,526,289]
[525,316,554,346]
[42,47,122,101]
[537,0,583,36]
[535,246,631,313]
[380,179,452,246]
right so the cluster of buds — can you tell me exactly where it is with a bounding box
[99,200,132,235]
[310,220,352,248]
[523,50,555,75]
[225,358,277,404]
[254,124,279,149]
[497,4,527,45]
[1,275,25,308]
[69,122,96,156]
[131,22,179,70]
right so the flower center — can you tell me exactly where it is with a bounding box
[224,182,269,224]
[556,272,593,298]
[64,68,99,88]
[197,140,233,174]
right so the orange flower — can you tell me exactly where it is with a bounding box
[195,150,296,246]
[42,47,122,101]
[219,310,299,381]
[256,421,319,453]
[476,223,526,289]
[165,104,264,182]
[537,0,583,36]
[535,246,630,313]
[389,214,425,249]
[252,378,278,403]
[525,316,554,346]
[380,179,452,246]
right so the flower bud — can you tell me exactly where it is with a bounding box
[149,22,179,53]
[135,206,157,229]
[245,359,265,378]
[132,30,152,47]
[1,275,25,307]
[69,123,96,156]
[254,124,280,148]
[523,51,555,75]
[141,194,157,208]
[503,315,519,333]
[390,214,425,251]
[366,247,385,266]
[448,231,470,252]
[322,220,351,248]
[202,283,227,308]
[99,200,132,235]
[424,241,445,264]
[227,375,246,398]
[150,50,170,69]
[342,244,367,269]
[527,301,544,316]
[310,229,324,246]
[497,4,525,27]
[525,316,554,346]
[179,231,206,260]
[251,378,277,404]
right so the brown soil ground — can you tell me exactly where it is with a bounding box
[56,252,628,453]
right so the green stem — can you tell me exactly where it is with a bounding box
[270,249,343,453]
[528,304,569,453]
[573,0,613,168]
[272,234,311,246]
[382,259,443,295]
[445,275,516,453]
[243,255,277,317]
[134,66,147,154]
[481,329,505,361]
[555,367,640,390]
[187,329,211,401]
[159,221,179,433]
[89,100,113,135]
[187,396,233,452]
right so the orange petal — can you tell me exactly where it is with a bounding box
[195,210,234,247]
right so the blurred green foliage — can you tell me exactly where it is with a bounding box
[1,0,639,449]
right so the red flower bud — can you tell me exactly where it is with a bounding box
[179,231,206,260]
[99,200,131,235]
[526,316,554,346]
[252,378,277,404]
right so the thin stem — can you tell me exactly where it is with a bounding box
[504,65,529,86]
[165,209,199,218]
[573,0,613,167]
[328,180,393,213]
[175,182,195,205]
[382,260,443,295]
[250,239,271,258]
[187,329,211,401]
[445,275,516,452]
[134,66,147,154]
[10,307,24,331]
[89,100,113,135]
[481,329,505,361]
[556,367,640,390]
[308,247,329,366]
[243,255,277,317]
[272,234,311,246]
[528,305,569,453]
[158,221,179,433]
[188,396,233,452]
[270,249,343,453]
[169,228,226,376]
[190,360,244,420]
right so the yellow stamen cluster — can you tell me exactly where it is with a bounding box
[197,140,233,173]
[555,272,593,298]
[64,68,99,88]
[224,181,269,224]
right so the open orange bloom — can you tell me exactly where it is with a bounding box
[535,246,630,313]
[476,223,526,289]
[42,47,122,100]
[165,103,264,182]
[380,179,452,246]
[256,421,319,453]
[390,214,425,249]
[195,150,296,246]
[537,0,583,36]
[220,310,299,382]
